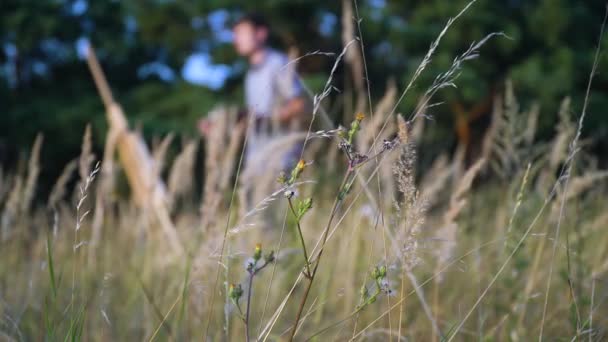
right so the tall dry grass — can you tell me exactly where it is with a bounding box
[1,1,608,341]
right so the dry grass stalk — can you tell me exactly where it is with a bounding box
[200,106,244,232]
[91,126,120,247]
[480,93,501,165]
[436,157,485,279]
[20,133,43,214]
[483,81,542,181]
[357,79,397,153]
[378,143,400,203]
[563,170,608,201]
[86,45,181,254]
[354,92,405,212]
[524,103,540,146]
[79,124,95,182]
[48,158,78,210]
[547,170,608,221]
[1,176,22,240]
[0,168,7,207]
[538,16,606,338]
[341,0,366,116]
[551,97,575,168]
[219,120,246,190]
[168,139,198,207]
[72,124,96,206]
[536,97,574,193]
[388,120,445,338]
[238,132,308,229]
[489,81,519,177]
[420,153,452,208]
[153,133,175,178]
[392,140,425,270]
[410,104,427,143]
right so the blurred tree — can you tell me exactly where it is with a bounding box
[356,0,608,158]
[1,0,607,194]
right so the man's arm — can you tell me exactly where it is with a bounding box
[278,96,307,123]
[273,52,310,125]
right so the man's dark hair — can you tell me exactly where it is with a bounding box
[233,12,269,30]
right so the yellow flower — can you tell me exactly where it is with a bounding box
[254,243,262,261]
[356,112,365,121]
[228,283,243,301]
[297,159,306,171]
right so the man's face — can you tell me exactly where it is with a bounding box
[233,22,267,57]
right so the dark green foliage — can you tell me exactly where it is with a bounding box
[2,0,607,194]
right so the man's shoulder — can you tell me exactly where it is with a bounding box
[265,49,289,68]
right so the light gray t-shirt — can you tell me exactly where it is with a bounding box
[245,48,302,118]
[243,49,304,171]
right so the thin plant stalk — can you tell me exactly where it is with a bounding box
[287,198,312,277]
[397,273,406,338]
[245,272,254,342]
[288,169,352,341]
[538,9,607,340]
[242,257,272,342]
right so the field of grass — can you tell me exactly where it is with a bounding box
[2,2,608,341]
[1,86,607,341]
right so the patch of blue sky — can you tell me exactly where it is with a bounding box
[138,61,176,82]
[75,37,89,60]
[368,0,386,21]
[124,15,137,34]
[319,12,337,37]
[368,0,386,8]
[208,9,233,43]
[32,60,49,76]
[71,0,88,16]
[191,16,205,30]
[3,42,17,59]
[181,53,231,90]
[40,38,70,62]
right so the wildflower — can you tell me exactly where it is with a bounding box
[253,243,262,262]
[228,283,243,304]
[288,159,307,184]
[277,171,287,185]
[372,265,387,281]
[360,285,369,302]
[284,185,298,199]
[380,279,395,296]
[382,138,399,151]
[244,257,256,272]
[347,115,363,144]
[350,152,369,168]
[264,250,276,264]
[296,197,313,218]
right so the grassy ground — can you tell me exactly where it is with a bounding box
[1,126,607,341]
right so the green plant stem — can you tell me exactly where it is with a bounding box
[243,260,272,341]
[287,198,312,278]
[245,271,254,342]
[288,146,391,341]
[289,169,352,341]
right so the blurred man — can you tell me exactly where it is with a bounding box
[199,13,308,171]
